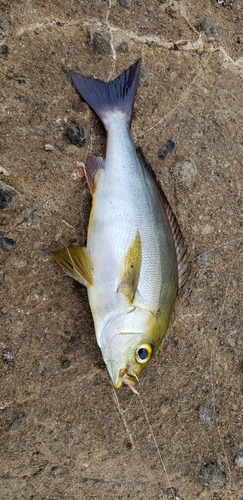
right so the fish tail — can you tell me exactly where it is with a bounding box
[70,59,141,128]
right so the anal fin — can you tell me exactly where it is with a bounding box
[84,156,105,194]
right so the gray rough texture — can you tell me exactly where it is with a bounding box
[198,405,215,430]
[199,462,227,491]
[0,1,243,499]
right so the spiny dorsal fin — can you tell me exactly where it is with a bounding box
[52,247,93,287]
[117,230,142,303]
[136,146,190,290]
[85,156,105,194]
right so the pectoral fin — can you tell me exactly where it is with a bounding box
[52,247,93,287]
[117,231,142,303]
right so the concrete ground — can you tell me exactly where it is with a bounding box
[0,1,242,499]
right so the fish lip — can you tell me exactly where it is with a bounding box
[117,366,139,392]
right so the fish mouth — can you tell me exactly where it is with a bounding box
[114,366,139,394]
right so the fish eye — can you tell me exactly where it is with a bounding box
[135,344,152,364]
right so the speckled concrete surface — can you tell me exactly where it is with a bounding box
[0,1,243,499]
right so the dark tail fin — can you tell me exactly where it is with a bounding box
[70,59,141,128]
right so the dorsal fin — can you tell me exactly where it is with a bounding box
[136,146,190,290]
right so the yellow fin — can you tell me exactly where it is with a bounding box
[118,231,142,303]
[52,247,93,287]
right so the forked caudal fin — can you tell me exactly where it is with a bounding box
[70,59,141,128]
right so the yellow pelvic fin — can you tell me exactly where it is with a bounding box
[52,247,93,287]
[117,231,142,303]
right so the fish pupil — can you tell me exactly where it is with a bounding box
[137,347,148,360]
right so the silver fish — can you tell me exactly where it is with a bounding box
[53,59,189,392]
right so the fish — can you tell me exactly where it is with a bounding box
[52,59,189,392]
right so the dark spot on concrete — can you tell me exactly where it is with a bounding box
[119,0,131,8]
[66,125,89,147]
[92,32,111,54]
[0,236,17,252]
[158,139,177,160]
[199,462,227,490]
[61,360,70,369]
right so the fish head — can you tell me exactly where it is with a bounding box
[99,306,167,391]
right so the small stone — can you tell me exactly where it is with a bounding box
[196,252,211,269]
[199,462,227,490]
[136,0,143,5]
[0,236,17,252]
[178,160,198,185]
[116,42,128,53]
[228,338,236,348]
[219,207,234,215]
[198,405,215,430]
[0,183,18,210]
[2,348,14,362]
[44,144,54,151]
[234,456,243,467]
[119,0,131,8]
[224,321,231,330]
[1,44,9,55]
[4,273,10,284]
[61,360,70,370]
[139,73,149,87]
[42,248,51,256]
[158,139,177,160]
[0,14,11,34]
[66,125,89,147]
[219,160,230,169]
[0,189,13,209]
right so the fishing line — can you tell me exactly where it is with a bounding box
[111,385,166,500]
[137,392,180,500]
[209,245,242,499]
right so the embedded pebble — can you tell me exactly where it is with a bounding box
[44,144,54,151]
[199,462,227,490]
[0,236,17,252]
[2,348,15,362]
[178,160,198,185]
[219,160,230,169]
[116,42,128,53]
[234,456,243,467]
[0,183,18,210]
[92,31,111,54]
[139,74,149,87]
[66,125,89,147]
[200,17,225,42]
[198,405,215,430]
[119,0,131,8]
[196,252,211,269]
[61,360,70,370]
[158,139,177,160]
[4,273,10,284]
